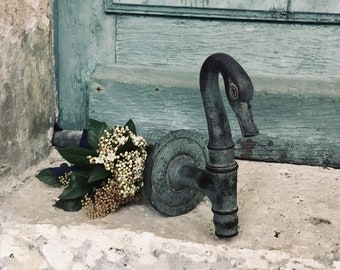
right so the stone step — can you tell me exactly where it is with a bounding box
[0,151,339,269]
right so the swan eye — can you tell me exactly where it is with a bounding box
[229,83,239,100]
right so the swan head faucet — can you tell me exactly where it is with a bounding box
[144,53,259,238]
[200,53,258,152]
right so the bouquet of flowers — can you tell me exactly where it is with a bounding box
[36,119,148,219]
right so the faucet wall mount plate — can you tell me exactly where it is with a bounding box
[144,129,208,216]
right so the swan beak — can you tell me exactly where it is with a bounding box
[231,101,259,137]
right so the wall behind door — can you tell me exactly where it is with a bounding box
[0,0,55,188]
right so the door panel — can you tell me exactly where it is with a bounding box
[106,0,340,23]
[115,16,340,77]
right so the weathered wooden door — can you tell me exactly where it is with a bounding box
[54,0,340,168]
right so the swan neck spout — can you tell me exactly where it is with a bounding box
[200,53,258,152]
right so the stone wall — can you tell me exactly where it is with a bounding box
[0,0,55,181]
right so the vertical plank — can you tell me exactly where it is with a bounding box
[56,0,116,129]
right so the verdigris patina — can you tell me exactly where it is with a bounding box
[144,53,258,238]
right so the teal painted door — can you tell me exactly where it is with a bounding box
[54,0,340,167]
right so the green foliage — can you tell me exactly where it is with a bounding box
[87,119,110,150]
[72,168,93,178]
[124,119,137,135]
[59,174,93,200]
[57,146,96,166]
[116,119,139,154]
[117,136,138,154]
[36,169,60,186]
[54,198,82,212]
[36,118,147,214]
[88,165,111,183]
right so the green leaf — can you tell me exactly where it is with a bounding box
[54,198,82,212]
[87,119,110,150]
[36,169,60,186]
[72,167,93,178]
[125,119,137,135]
[88,165,111,183]
[59,174,92,200]
[57,146,96,166]
[117,136,138,155]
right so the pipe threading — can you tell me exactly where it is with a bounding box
[206,163,238,173]
[212,207,238,215]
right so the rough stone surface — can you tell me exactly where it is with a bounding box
[0,0,55,183]
[0,150,339,269]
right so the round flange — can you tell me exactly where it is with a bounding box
[144,130,208,216]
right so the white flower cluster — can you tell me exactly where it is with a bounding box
[83,125,148,219]
[88,126,147,173]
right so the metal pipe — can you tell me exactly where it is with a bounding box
[180,53,258,237]
[199,53,258,236]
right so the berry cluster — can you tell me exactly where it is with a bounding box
[81,178,141,219]
[58,172,71,187]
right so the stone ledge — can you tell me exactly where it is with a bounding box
[0,150,339,269]
[1,224,337,269]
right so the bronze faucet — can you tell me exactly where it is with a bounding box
[144,53,259,237]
